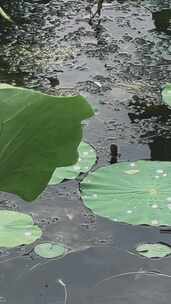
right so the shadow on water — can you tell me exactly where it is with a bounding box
[149,137,171,161]
[128,99,171,160]
[152,9,171,34]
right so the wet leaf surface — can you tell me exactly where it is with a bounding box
[0,210,42,248]
[34,242,65,258]
[81,161,171,226]
[162,83,171,106]
[49,142,96,185]
[135,243,171,258]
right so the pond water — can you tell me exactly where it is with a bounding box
[0,0,171,303]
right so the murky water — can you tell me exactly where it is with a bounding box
[0,0,171,303]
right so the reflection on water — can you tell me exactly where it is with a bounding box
[153,9,171,34]
[149,137,171,161]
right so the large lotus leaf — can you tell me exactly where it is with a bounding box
[34,242,65,258]
[162,83,171,106]
[81,160,171,226]
[49,141,96,184]
[0,210,42,248]
[0,84,93,201]
[136,243,171,258]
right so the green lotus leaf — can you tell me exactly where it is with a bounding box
[0,84,93,201]
[34,243,65,258]
[162,83,171,106]
[0,210,42,248]
[81,160,171,226]
[49,142,96,184]
[136,243,171,258]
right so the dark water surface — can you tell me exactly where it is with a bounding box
[0,0,171,303]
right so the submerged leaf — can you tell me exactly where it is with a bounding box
[49,141,96,184]
[34,243,65,258]
[0,210,42,248]
[136,243,171,258]
[162,83,171,106]
[81,161,171,226]
[0,6,13,22]
[0,84,93,201]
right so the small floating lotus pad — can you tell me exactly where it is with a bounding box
[0,210,42,248]
[81,161,171,226]
[49,142,96,184]
[136,243,171,258]
[162,83,171,106]
[34,243,65,258]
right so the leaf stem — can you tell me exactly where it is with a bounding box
[57,279,68,304]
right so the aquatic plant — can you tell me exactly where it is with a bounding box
[89,0,104,22]
[162,83,171,106]
[0,6,12,22]
[0,81,171,260]
[135,243,171,258]
[81,160,171,226]
[0,210,42,248]
[34,242,66,258]
[0,84,93,201]
[49,141,96,185]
